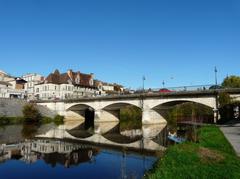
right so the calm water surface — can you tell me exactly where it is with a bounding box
[0,122,168,179]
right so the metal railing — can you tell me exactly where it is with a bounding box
[135,84,218,94]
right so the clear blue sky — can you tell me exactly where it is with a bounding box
[0,0,239,89]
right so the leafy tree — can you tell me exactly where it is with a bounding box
[222,75,240,88]
[120,106,142,130]
[22,104,41,122]
[167,102,213,126]
[218,92,232,107]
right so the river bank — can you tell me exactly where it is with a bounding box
[145,125,240,179]
[0,99,63,125]
[0,98,56,118]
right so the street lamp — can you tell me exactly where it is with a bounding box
[214,66,218,85]
[162,80,165,88]
[142,76,146,92]
[214,66,219,123]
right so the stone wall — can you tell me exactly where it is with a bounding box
[0,98,56,118]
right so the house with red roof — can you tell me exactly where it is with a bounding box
[34,69,100,100]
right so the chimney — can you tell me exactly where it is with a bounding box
[67,69,74,80]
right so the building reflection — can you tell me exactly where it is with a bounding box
[0,139,99,167]
[0,121,168,166]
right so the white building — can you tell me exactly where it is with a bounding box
[0,81,26,99]
[22,73,44,99]
[34,69,100,100]
[0,70,27,99]
[101,82,124,95]
[0,81,12,98]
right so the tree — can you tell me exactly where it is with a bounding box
[22,104,41,122]
[222,75,240,88]
[218,92,232,107]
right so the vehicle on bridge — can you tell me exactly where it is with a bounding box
[159,88,173,93]
[209,85,222,90]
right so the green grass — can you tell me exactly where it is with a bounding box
[145,125,240,179]
[198,126,236,155]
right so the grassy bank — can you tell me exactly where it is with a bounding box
[145,125,240,179]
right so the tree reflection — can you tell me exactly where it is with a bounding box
[21,124,40,139]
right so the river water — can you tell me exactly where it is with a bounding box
[0,121,168,179]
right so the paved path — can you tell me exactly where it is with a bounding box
[220,121,240,157]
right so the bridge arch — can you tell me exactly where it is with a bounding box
[148,98,216,110]
[101,101,142,110]
[66,103,96,111]
[65,104,95,128]
[151,100,215,123]
[101,102,142,122]
[102,102,142,111]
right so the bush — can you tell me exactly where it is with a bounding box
[22,104,41,123]
[119,106,142,130]
[218,92,232,108]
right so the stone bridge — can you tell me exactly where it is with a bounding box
[36,89,240,124]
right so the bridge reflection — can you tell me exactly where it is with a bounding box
[35,121,167,152]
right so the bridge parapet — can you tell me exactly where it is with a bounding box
[33,88,240,104]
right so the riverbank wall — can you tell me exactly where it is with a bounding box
[0,98,56,118]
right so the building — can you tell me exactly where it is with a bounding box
[2,78,27,99]
[0,71,27,99]
[102,82,124,95]
[0,70,8,81]
[34,69,100,100]
[0,81,12,98]
[0,70,15,82]
[22,73,44,100]
[7,77,27,90]
[93,80,124,95]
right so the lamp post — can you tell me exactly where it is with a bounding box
[142,76,146,93]
[214,66,219,123]
[214,66,218,85]
[141,76,146,111]
[162,80,165,88]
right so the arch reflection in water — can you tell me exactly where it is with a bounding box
[36,121,167,152]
